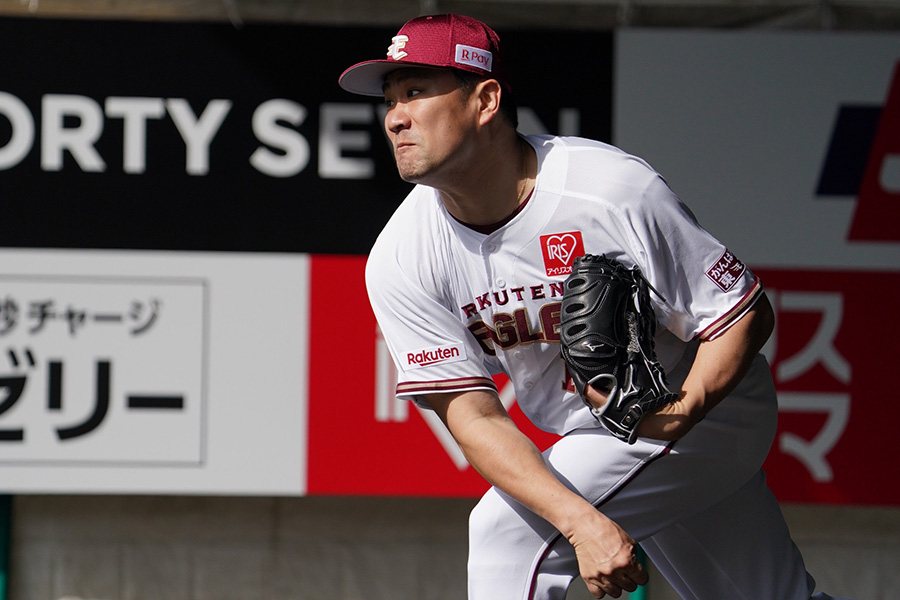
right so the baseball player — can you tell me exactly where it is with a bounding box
[339,14,848,600]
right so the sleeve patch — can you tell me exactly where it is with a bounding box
[705,249,746,292]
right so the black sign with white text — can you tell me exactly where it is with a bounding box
[0,17,613,254]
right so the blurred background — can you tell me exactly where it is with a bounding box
[0,1,898,598]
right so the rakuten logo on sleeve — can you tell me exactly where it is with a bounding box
[404,343,467,369]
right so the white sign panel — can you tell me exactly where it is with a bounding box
[0,274,205,463]
[0,250,308,495]
[614,30,900,270]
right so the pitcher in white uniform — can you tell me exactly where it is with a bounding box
[339,13,847,600]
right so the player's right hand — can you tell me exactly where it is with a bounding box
[567,510,648,598]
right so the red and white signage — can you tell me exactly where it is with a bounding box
[304,256,899,505]
[612,30,900,505]
[1,22,897,504]
[757,268,899,505]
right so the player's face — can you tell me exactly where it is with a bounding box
[382,68,480,184]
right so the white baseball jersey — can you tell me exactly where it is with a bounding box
[367,134,763,435]
[366,134,832,600]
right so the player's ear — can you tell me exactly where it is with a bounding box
[475,79,503,126]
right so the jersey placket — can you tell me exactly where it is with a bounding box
[480,232,550,427]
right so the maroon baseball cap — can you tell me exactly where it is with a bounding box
[339,14,512,97]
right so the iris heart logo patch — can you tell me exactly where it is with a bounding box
[540,231,584,277]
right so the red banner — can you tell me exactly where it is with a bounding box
[307,256,899,505]
[756,268,899,505]
[306,255,558,497]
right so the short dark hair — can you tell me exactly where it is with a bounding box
[452,69,519,130]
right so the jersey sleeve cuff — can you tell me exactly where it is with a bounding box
[697,277,764,341]
[396,376,499,401]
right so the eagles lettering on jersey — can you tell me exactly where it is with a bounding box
[461,280,565,356]
[467,302,562,356]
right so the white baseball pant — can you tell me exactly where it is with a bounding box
[467,356,821,600]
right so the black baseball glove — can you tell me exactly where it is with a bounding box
[559,254,679,444]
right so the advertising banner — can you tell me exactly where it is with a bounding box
[0,17,610,494]
[614,30,900,504]
[757,268,899,504]
[309,31,900,506]
[304,258,900,505]
[0,17,611,255]
[0,249,309,494]
[2,17,897,503]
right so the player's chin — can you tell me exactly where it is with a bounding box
[393,155,417,177]
[396,163,431,184]
[397,169,421,183]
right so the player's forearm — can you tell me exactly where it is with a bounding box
[443,400,644,591]
[681,293,775,418]
[432,391,600,533]
[465,416,595,528]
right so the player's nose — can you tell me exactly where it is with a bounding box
[385,104,411,134]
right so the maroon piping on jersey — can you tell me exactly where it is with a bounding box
[524,440,676,600]
[699,277,763,341]
[395,375,498,396]
[453,189,534,235]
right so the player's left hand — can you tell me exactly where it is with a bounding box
[633,395,703,441]
[583,386,702,441]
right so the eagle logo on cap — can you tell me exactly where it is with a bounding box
[387,35,409,60]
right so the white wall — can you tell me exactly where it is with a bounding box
[10,495,900,600]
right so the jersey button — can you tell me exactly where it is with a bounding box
[524,380,534,390]
[496,278,506,287]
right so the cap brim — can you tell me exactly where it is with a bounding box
[338,61,405,96]
[339,60,448,96]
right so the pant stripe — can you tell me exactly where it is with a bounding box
[524,441,676,600]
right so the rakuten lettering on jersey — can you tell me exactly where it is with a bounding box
[540,231,585,277]
[405,343,466,369]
